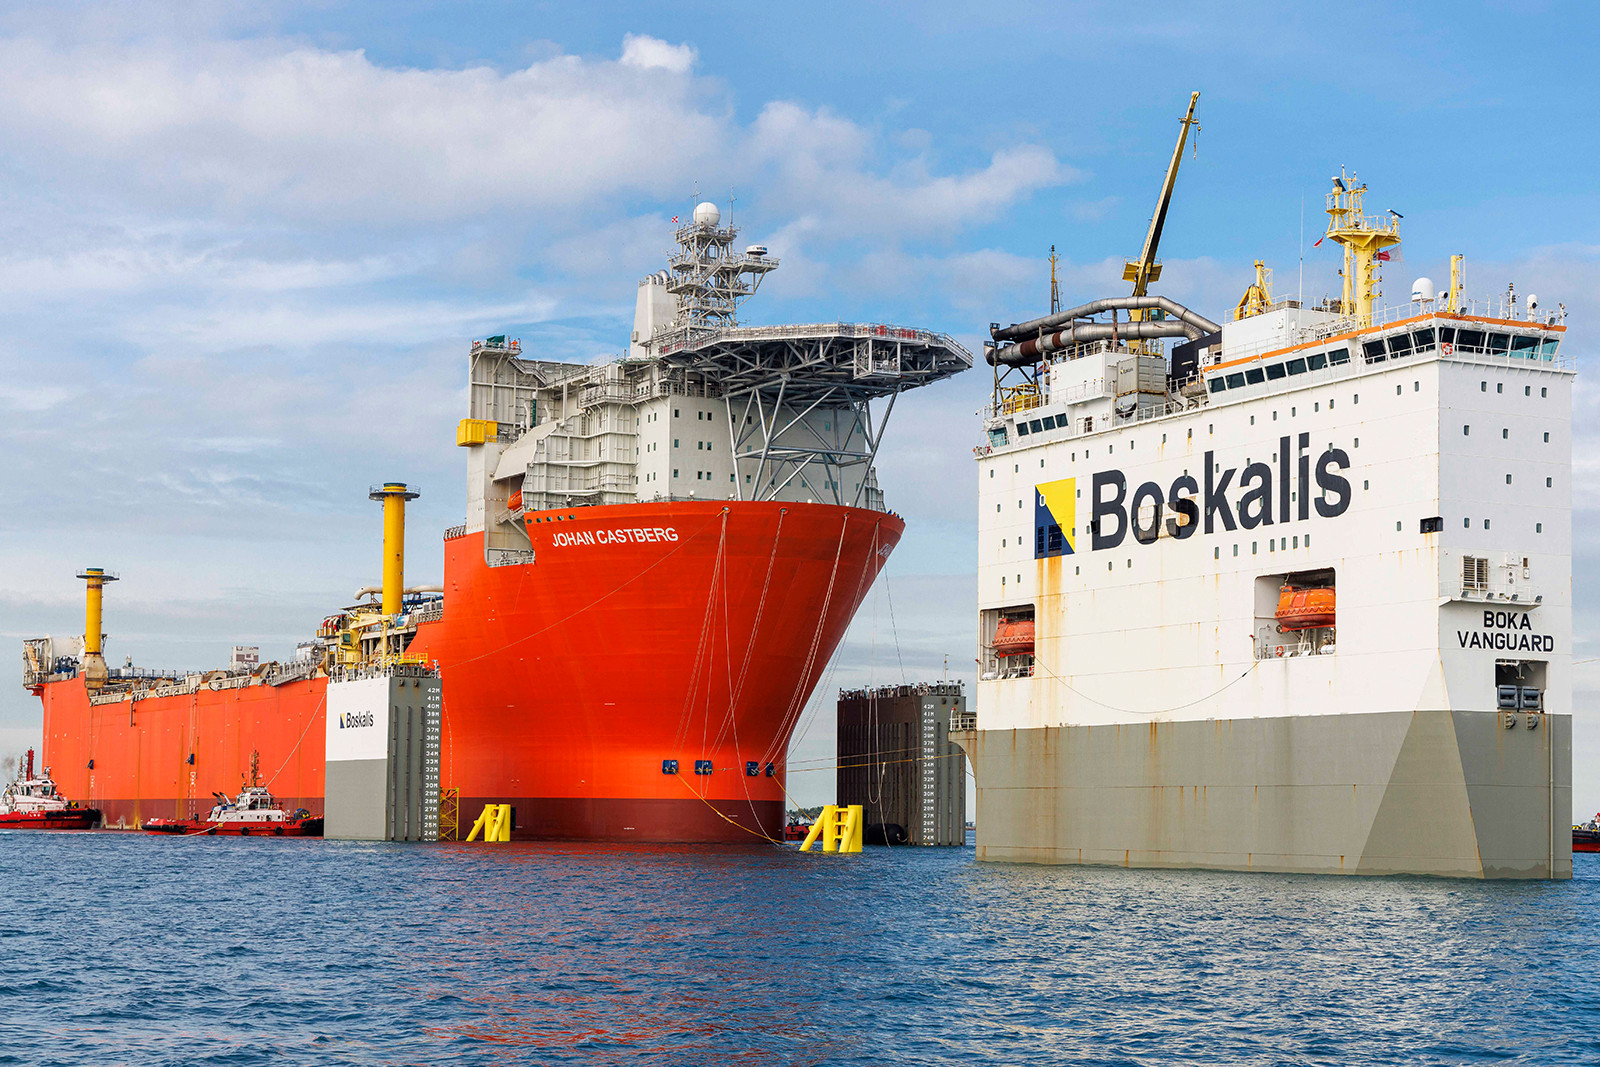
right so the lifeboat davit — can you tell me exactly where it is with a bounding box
[993,617,1035,657]
[1276,585,1335,631]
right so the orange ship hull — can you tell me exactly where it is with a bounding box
[38,500,901,842]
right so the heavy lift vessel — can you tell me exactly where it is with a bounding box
[959,95,1572,878]
[27,202,971,840]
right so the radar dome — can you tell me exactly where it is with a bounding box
[693,202,721,227]
[1411,277,1436,303]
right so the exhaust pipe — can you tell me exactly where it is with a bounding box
[369,483,420,617]
[992,296,1221,345]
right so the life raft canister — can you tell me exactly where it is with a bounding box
[1276,584,1336,631]
[993,617,1036,657]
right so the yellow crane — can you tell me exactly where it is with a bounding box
[1123,91,1201,348]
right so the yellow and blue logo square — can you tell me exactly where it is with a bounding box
[1034,478,1075,558]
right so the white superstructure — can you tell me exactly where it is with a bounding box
[453,202,970,561]
[958,175,1573,879]
[977,303,1570,728]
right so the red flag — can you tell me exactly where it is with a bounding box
[1312,236,1324,247]
[671,216,680,224]
[1376,250,1391,261]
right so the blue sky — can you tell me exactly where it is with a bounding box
[1,1,1597,808]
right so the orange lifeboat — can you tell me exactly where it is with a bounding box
[1276,585,1335,631]
[993,617,1035,657]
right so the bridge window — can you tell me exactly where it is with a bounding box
[1328,347,1350,365]
[1307,352,1328,370]
[1266,362,1286,380]
[1226,372,1246,389]
[1246,367,1265,385]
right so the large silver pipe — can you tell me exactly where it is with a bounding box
[992,295,1221,343]
[987,321,1195,367]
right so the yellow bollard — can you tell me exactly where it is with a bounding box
[466,803,513,842]
[798,805,863,854]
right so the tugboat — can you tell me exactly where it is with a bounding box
[0,749,100,830]
[142,753,323,837]
[1575,815,1600,854]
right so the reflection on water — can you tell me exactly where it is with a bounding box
[3,832,1597,1065]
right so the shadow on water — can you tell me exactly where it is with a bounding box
[2,831,1597,1065]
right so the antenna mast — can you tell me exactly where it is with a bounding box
[1049,245,1061,315]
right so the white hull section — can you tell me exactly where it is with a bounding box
[956,709,1570,879]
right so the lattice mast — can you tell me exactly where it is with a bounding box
[666,201,777,332]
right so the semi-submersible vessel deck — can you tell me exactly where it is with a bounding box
[959,167,1573,878]
[24,201,970,841]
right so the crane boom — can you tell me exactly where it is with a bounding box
[1122,91,1200,298]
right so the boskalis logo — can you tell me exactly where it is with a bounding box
[339,709,376,729]
[1034,478,1076,559]
[1078,433,1352,550]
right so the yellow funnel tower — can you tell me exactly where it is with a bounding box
[76,567,118,690]
[369,483,420,616]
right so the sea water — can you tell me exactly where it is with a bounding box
[2,832,1596,1065]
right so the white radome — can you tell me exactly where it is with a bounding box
[1412,277,1436,303]
[693,202,720,227]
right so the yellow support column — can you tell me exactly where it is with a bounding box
[465,804,492,841]
[76,567,118,691]
[368,483,420,617]
[820,805,840,853]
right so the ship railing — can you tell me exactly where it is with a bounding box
[486,547,536,568]
[443,524,469,541]
[1227,298,1305,323]
[949,710,977,732]
[261,660,320,687]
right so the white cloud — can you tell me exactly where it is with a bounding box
[618,33,696,74]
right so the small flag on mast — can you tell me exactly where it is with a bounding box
[671,216,680,224]
[1312,236,1324,247]
[1376,250,1391,261]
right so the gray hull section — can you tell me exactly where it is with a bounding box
[954,711,1571,879]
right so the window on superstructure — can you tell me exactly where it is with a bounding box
[1463,425,1470,435]
[1463,556,1489,590]
[1542,387,1548,398]
[1308,353,1328,371]
[674,408,680,417]
[1487,333,1511,355]
[1413,328,1435,351]
[1497,382,1504,394]
[1502,428,1509,439]
[1029,420,1043,433]
[1246,367,1265,385]
[1017,422,1030,436]
[1287,358,1307,375]
[1363,341,1386,363]
[1459,331,1486,353]
[1329,348,1351,365]
[1507,475,1513,484]
[1265,362,1286,381]
[1208,378,1225,394]
[1387,333,1412,358]
[1547,477,1553,487]
[1226,373,1245,389]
